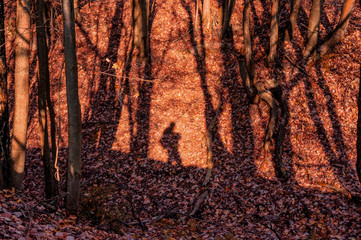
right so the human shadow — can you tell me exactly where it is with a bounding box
[160,122,182,166]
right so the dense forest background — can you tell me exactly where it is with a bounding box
[1,0,361,239]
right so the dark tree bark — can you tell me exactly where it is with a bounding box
[36,0,58,199]
[132,0,149,64]
[221,0,235,37]
[268,0,279,65]
[62,0,82,215]
[284,0,301,42]
[320,0,355,56]
[0,0,10,189]
[357,65,361,183]
[304,0,324,58]
[10,0,31,190]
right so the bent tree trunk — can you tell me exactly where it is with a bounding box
[62,0,82,214]
[304,0,323,58]
[36,0,58,199]
[268,0,279,65]
[10,0,31,190]
[320,0,355,56]
[243,0,256,102]
[0,0,10,188]
[285,0,301,42]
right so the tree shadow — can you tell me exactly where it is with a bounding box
[250,0,270,60]
[313,62,360,193]
[82,1,125,158]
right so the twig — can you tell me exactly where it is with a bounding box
[130,203,148,231]
[260,222,282,240]
[284,54,308,75]
[32,195,57,212]
[190,190,209,216]
[77,63,158,82]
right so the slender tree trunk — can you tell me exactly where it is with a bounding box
[221,0,235,37]
[304,0,323,58]
[36,0,58,199]
[10,0,31,190]
[0,0,10,189]
[268,0,279,65]
[243,0,256,102]
[132,0,149,64]
[62,0,82,215]
[357,64,361,183]
[285,0,301,42]
[202,0,211,29]
[320,0,355,56]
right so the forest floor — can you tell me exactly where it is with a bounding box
[2,0,361,239]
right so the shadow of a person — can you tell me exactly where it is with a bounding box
[160,122,181,166]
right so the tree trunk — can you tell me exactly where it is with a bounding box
[268,0,279,65]
[285,0,301,42]
[243,0,256,102]
[62,0,82,215]
[202,0,211,29]
[304,0,323,58]
[36,0,58,199]
[357,64,361,183]
[10,0,31,190]
[132,0,149,64]
[320,0,355,56]
[0,0,10,189]
[221,0,235,37]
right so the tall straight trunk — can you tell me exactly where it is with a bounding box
[320,0,355,56]
[357,64,361,183]
[268,0,279,65]
[202,0,211,29]
[285,0,301,42]
[221,0,235,38]
[62,0,82,215]
[36,0,58,199]
[132,0,149,64]
[304,0,323,58]
[10,0,31,190]
[0,0,10,188]
[243,0,255,102]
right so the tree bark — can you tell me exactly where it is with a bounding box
[202,0,211,29]
[304,0,323,58]
[320,0,355,56]
[0,0,10,189]
[221,0,235,38]
[36,0,58,199]
[132,0,149,64]
[268,0,279,65]
[357,64,361,183]
[285,0,301,42]
[10,0,31,190]
[243,0,256,102]
[62,0,82,215]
